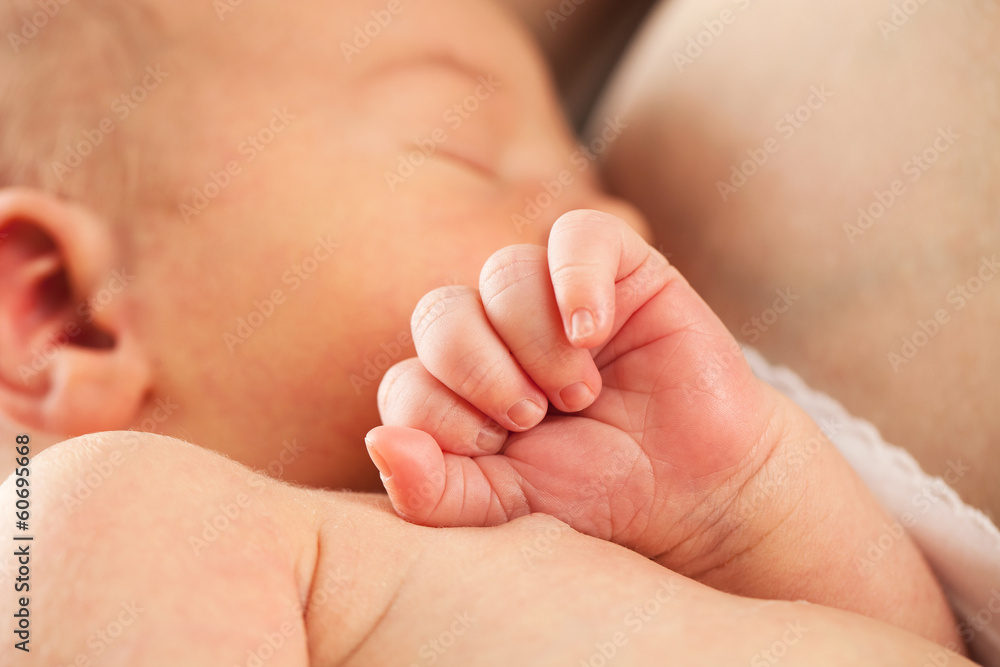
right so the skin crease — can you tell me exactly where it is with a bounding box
[0,432,979,666]
[0,0,977,662]
[589,0,1000,522]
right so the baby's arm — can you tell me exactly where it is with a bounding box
[2,431,974,666]
[368,210,962,649]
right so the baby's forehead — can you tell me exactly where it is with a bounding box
[2,0,530,219]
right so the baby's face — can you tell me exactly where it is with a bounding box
[125,0,646,488]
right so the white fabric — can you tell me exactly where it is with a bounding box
[744,346,1000,666]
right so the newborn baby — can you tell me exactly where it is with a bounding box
[0,0,972,662]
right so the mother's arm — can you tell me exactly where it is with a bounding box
[1,432,971,666]
[586,0,1000,521]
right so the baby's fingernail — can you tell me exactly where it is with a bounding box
[570,309,596,344]
[365,434,392,480]
[559,382,595,412]
[476,421,508,452]
[507,399,545,430]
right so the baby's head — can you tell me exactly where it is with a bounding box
[0,0,644,487]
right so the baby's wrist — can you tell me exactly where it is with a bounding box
[691,402,893,590]
[654,395,962,648]
[649,395,838,580]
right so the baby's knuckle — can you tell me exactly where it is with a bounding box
[429,397,466,438]
[410,286,473,341]
[549,259,603,285]
[517,337,577,373]
[552,209,619,236]
[376,359,421,416]
[479,245,546,304]
[455,356,505,399]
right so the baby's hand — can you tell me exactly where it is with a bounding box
[366,210,960,647]
[367,210,787,572]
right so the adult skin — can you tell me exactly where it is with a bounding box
[0,432,976,665]
[588,0,1000,521]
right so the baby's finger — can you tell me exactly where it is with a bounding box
[411,285,548,432]
[479,245,602,413]
[365,425,521,526]
[378,358,508,456]
[547,209,668,349]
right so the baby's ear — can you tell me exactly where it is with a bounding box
[0,188,150,436]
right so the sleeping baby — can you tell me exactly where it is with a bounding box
[0,0,992,663]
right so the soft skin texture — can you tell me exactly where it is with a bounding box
[0,0,641,485]
[0,433,978,666]
[589,0,1000,523]
[368,210,960,648]
[0,0,973,661]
